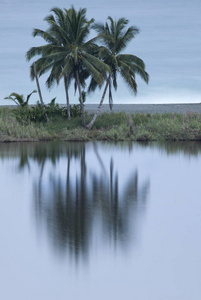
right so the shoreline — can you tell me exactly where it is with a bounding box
[1,103,201,115]
[1,104,201,142]
[84,103,201,114]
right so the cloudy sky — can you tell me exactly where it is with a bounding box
[0,0,201,104]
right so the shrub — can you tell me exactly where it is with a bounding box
[70,104,82,117]
[4,90,37,107]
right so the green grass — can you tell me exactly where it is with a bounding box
[0,107,201,142]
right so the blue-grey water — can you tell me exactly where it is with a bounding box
[0,141,201,300]
[0,0,201,105]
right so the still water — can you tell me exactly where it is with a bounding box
[0,141,201,300]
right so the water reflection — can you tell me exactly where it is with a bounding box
[1,140,200,263]
[0,141,201,300]
[1,140,201,160]
[135,141,201,157]
[31,142,150,262]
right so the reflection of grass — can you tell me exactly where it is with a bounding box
[1,107,201,142]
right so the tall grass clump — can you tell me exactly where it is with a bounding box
[0,107,50,141]
[90,112,128,129]
[130,112,201,141]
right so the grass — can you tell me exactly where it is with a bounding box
[0,107,201,142]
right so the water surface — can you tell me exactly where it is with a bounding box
[0,141,201,300]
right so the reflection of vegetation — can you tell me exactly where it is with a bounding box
[136,141,201,157]
[1,141,201,163]
[0,141,81,166]
[2,140,201,261]
[156,141,201,156]
[31,142,149,262]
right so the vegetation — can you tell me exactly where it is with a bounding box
[26,7,110,126]
[0,106,201,142]
[26,7,148,128]
[3,7,199,142]
[4,90,37,107]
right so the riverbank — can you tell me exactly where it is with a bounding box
[0,105,201,142]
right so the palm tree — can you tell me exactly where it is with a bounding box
[26,8,76,120]
[26,7,110,126]
[55,7,110,126]
[86,17,149,129]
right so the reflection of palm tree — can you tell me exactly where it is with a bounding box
[33,143,91,259]
[91,158,149,248]
[31,142,149,262]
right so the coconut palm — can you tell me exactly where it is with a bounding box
[26,7,110,126]
[56,7,110,126]
[26,7,78,119]
[86,17,149,129]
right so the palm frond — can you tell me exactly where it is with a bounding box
[84,52,110,75]
[44,12,70,45]
[50,7,65,28]
[131,65,149,84]
[92,22,105,34]
[4,93,24,105]
[77,18,94,44]
[119,60,138,94]
[99,46,112,60]
[115,26,139,53]
[118,55,149,83]
[32,28,57,44]
[116,18,129,33]
[118,54,145,69]
[88,77,102,93]
[81,57,104,84]
[59,57,74,81]
[26,46,45,61]
[26,90,37,103]
[112,71,117,90]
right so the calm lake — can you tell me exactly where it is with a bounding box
[0,141,201,300]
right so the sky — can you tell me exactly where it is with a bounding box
[0,0,201,105]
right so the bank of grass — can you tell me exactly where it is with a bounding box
[0,107,201,142]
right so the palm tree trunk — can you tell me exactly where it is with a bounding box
[33,62,49,122]
[64,76,71,120]
[33,62,45,111]
[76,70,85,127]
[86,75,111,129]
